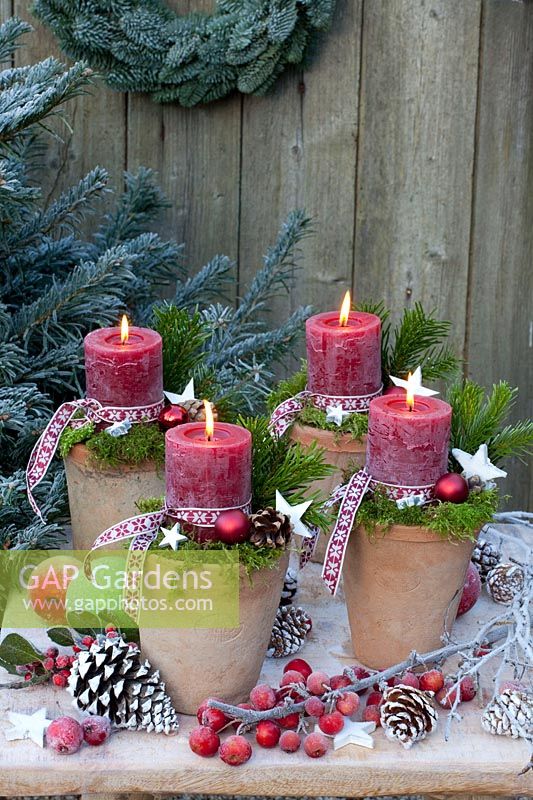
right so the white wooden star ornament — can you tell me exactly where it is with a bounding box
[159,522,189,551]
[325,404,352,427]
[390,366,439,398]
[451,443,507,483]
[275,490,313,539]
[314,719,376,750]
[164,378,195,406]
[105,419,132,437]
[4,708,51,747]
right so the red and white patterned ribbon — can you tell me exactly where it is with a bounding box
[321,469,435,595]
[91,497,254,553]
[87,496,252,622]
[26,396,164,521]
[269,386,382,438]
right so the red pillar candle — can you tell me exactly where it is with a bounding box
[84,321,163,407]
[165,419,252,539]
[366,393,452,487]
[306,299,381,397]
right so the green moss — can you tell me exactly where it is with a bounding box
[60,422,165,468]
[136,496,165,513]
[267,363,308,412]
[356,488,500,542]
[149,533,285,578]
[267,363,368,442]
[298,404,368,442]
[59,422,96,458]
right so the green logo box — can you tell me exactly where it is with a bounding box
[0,550,240,630]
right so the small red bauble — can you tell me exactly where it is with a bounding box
[158,404,189,430]
[283,658,313,680]
[457,561,482,616]
[434,472,469,504]
[214,509,251,544]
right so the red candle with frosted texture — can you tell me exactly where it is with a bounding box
[165,421,252,540]
[306,311,381,396]
[84,325,163,407]
[366,393,452,487]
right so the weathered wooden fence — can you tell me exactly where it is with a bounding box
[3,0,532,507]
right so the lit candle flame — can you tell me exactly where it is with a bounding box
[120,315,129,344]
[405,372,415,411]
[339,290,351,327]
[204,400,214,440]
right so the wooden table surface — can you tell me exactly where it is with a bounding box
[1,550,531,799]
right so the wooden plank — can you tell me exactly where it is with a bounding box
[0,1,13,26]
[466,0,533,509]
[126,0,241,288]
[12,2,126,210]
[0,555,531,797]
[353,0,481,360]
[238,0,362,360]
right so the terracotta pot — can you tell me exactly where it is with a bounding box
[64,444,165,550]
[140,552,289,715]
[343,523,476,670]
[289,423,367,563]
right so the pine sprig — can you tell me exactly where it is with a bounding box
[238,415,333,531]
[384,303,459,384]
[153,305,210,395]
[448,380,533,467]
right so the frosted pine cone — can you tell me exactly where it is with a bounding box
[67,634,179,735]
[486,562,525,604]
[279,567,298,607]
[471,537,502,582]
[481,690,533,739]
[267,605,312,658]
[380,685,438,749]
[249,507,292,549]
[180,398,218,422]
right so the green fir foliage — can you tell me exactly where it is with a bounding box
[357,489,500,542]
[0,21,315,549]
[357,301,459,387]
[240,415,333,531]
[33,0,337,107]
[448,380,533,468]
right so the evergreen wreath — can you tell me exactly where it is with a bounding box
[33,0,338,107]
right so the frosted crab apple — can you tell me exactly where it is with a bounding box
[219,735,252,766]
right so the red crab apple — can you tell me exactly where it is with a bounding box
[219,735,252,766]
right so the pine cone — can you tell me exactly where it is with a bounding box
[267,605,312,658]
[472,537,502,582]
[249,507,292,549]
[466,474,487,494]
[481,690,533,739]
[180,398,218,422]
[380,685,438,749]
[67,635,179,735]
[279,567,298,607]
[486,562,525,604]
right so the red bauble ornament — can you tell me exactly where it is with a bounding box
[214,509,251,544]
[457,561,482,616]
[434,472,469,503]
[158,404,189,430]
